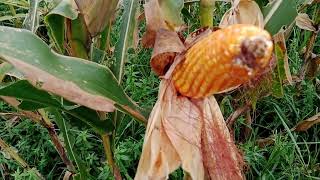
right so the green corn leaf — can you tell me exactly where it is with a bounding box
[48,108,93,180]
[263,0,298,35]
[0,80,114,133]
[44,0,78,53]
[0,26,147,123]
[113,0,139,83]
[0,80,61,107]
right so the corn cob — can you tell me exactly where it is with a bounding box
[172,24,273,98]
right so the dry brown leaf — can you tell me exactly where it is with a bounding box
[296,13,316,32]
[136,80,244,179]
[63,171,73,180]
[74,0,119,37]
[256,137,275,148]
[293,113,320,132]
[219,0,264,28]
[161,81,204,179]
[142,0,168,48]
[150,29,185,76]
[135,86,181,179]
[273,31,293,85]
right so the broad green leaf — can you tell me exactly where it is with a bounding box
[263,0,298,35]
[22,0,40,33]
[159,0,184,28]
[0,80,61,107]
[66,106,114,133]
[0,80,114,133]
[272,45,285,98]
[48,108,93,180]
[46,0,78,19]
[18,100,48,110]
[113,0,139,83]
[0,26,147,122]
[44,0,78,53]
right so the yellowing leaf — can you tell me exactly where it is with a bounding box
[273,31,293,85]
[294,113,320,132]
[295,13,316,32]
[220,0,264,28]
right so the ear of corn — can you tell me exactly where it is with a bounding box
[172,24,273,98]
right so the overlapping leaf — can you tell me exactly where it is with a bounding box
[135,80,243,179]
[0,80,114,134]
[0,26,147,122]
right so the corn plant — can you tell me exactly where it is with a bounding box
[0,0,319,179]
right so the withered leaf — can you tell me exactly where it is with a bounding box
[295,13,316,32]
[135,85,181,179]
[256,137,275,148]
[273,31,293,85]
[161,81,204,180]
[151,29,185,76]
[142,0,184,48]
[294,113,320,132]
[74,0,119,37]
[135,80,244,179]
[220,0,264,28]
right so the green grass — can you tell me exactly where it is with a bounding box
[0,1,319,179]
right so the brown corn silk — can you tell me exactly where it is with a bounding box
[172,24,273,98]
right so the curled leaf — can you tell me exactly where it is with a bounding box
[220,0,264,28]
[295,13,316,32]
[142,0,184,48]
[293,113,320,132]
[151,29,185,76]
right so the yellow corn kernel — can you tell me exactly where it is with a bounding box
[172,24,273,98]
